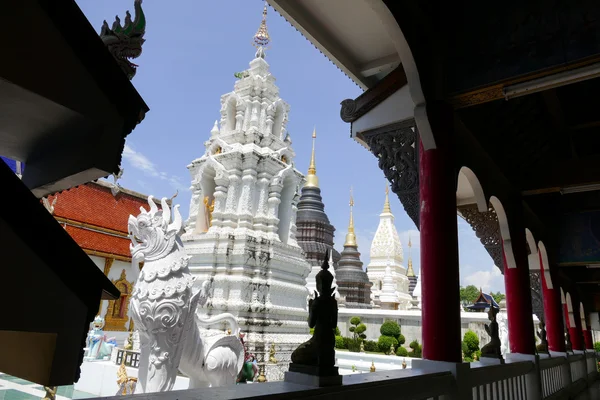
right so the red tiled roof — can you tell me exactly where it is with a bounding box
[64,225,131,258]
[48,183,153,234]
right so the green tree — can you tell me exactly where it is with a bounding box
[462,331,480,361]
[459,285,480,304]
[408,340,422,358]
[349,316,367,341]
[491,292,505,304]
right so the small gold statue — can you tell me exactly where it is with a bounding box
[402,359,407,369]
[359,341,365,353]
[42,386,57,400]
[257,365,267,383]
[370,361,376,372]
[116,358,138,395]
[203,196,215,230]
[269,343,278,363]
[124,331,133,350]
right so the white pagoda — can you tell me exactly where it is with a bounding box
[182,5,310,380]
[367,185,413,309]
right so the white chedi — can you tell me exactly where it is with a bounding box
[379,260,399,309]
[181,48,311,374]
[367,187,412,309]
[128,197,244,393]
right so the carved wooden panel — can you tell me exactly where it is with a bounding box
[105,269,133,331]
[458,204,503,272]
[359,120,419,227]
[530,271,544,321]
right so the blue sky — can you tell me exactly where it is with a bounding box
[77,0,505,293]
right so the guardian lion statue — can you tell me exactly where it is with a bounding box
[128,196,244,393]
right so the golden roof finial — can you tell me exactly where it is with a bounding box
[252,2,271,55]
[383,183,392,213]
[305,127,319,188]
[407,233,415,277]
[345,187,357,247]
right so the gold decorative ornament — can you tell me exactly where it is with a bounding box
[105,269,133,331]
[281,155,288,164]
[214,146,222,155]
[98,258,115,315]
[370,361,376,372]
[402,359,407,369]
[116,357,138,395]
[252,2,270,50]
[203,196,215,230]
[407,234,415,277]
[124,331,134,350]
[257,365,267,383]
[305,127,319,188]
[42,387,57,400]
[344,187,357,247]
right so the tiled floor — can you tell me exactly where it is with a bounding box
[574,379,600,400]
[0,374,95,400]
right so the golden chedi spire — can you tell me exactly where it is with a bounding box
[345,187,357,247]
[305,127,319,188]
[383,184,392,213]
[407,234,415,277]
[252,2,271,58]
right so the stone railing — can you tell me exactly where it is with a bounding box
[539,355,571,399]
[335,350,419,373]
[468,361,535,399]
[102,351,599,400]
[585,351,598,383]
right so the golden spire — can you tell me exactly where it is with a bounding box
[407,233,415,277]
[305,127,319,188]
[253,2,271,53]
[383,183,392,213]
[345,187,357,247]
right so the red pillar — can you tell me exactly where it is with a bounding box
[419,102,461,363]
[539,253,566,352]
[584,329,593,350]
[501,229,536,355]
[570,294,584,351]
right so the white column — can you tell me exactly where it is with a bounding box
[209,175,229,230]
[252,172,272,234]
[266,184,283,239]
[186,181,202,233]
[222,170,241,230]
[238,169,257,229]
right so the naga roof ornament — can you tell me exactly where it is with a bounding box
[99,0,146,80]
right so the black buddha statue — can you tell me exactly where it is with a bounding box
[290,250,338,373]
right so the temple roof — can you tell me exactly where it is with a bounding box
[466,290,500,311]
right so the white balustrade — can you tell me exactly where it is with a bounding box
[468,361,534,400]
[539,356,570,399]
[585,352,597,382]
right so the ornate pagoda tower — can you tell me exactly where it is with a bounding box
[367,185,412,309]
[182,5,310,380]
[407,236,418,296]
[296,129,342,296]
[336,189,372,308]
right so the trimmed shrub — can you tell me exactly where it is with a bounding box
[396,346,409,357]
[335,326,341,336]
[462,331,479,360]
[594,342,600,352]
[364,340,378,352]
[408,340,422,358]
[335,336,345,349]
[347,339,361,352]
[397,333,406,346]
[349,317,367,341]
[380,320,401,338]
[378,335,398,353]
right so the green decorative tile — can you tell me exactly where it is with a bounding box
[0,376,32,386]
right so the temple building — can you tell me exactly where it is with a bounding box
[295,129,342,296]
[43,181,165,338]
[335,190,372,308]
[181,5,310,380]
[367,186,412,309]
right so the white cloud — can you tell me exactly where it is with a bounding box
[122,144,189,192]
[463,265,504,292]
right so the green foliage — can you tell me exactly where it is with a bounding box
[364,340,378,352]
[408,340,422,358]
[335,336,345,349]
[491,291,506,304]
[459,285,480,304]
[347,338,362,352]
[380,320,401,338]
[396,346,408,357]
[463,331,480,356]
[594,342,600,352]
[335,326,341,336]
[397,333,406,346]
[310,328,314,335]
[349,317,367,341]
[377,335,398,353]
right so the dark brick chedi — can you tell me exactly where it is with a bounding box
[336,190,372,308]
[296,129,341,268]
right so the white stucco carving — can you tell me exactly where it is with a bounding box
[182,51,311,375]
[129,197,243,393]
